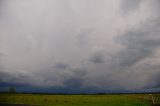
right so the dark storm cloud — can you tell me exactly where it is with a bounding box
[0,66,44,87]
[0,70,29,87]
[152,73,160,88]
[0,70,27,85]
[145,66,160,89]
[63,77,84,88]
[0,71,11,81]
[0,53,28,86]
[100,17,160,89]
[89,49,106,64]
[115,20,160,68]
[53,62,70,70]
[0,71,31,88]
[120,0,143,15]
[63,67,87,88]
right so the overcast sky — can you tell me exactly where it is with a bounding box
[0,0,160,93]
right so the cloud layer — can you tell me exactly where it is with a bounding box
[0,0,160,92]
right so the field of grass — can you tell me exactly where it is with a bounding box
[0,93,160,106]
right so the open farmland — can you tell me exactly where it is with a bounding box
[0,94,159,106]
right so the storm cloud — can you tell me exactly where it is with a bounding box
[89,48,106,64]
[62,67,87,88]
[115,19,160,67]
[0,0,160,92]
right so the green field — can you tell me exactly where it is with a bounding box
[0,94,160,106]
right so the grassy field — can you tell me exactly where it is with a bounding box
[0,93,160,106]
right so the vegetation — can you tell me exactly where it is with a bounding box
[0,93,159,106]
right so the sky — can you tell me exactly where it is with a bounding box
[0,0,160,93]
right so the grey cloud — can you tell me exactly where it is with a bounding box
[0,52,5,61]
[152,73,160,88]
[53,62,70,70]
[0,53,5,56]
[104,18,160,89]
[0,54,18,84]
[89,49,106,64]
[1,0,160,92]
[0,70,27,85]
[115,20,160,68]
[76,28,94,48]
[120,0,143,15]
[149,0,160,15]
[0,71,12,82]
[146,68,160,88]
[0,67,49,87]
[60,16,160,89]
[0,53,5,70]
[139,67,160,90]
[63,77,83,88]
[62,67,87,88]
[0,0,5,10]
[82,17,160,89]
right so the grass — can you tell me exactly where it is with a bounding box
[0,93,159,106]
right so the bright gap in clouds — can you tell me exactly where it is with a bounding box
[0,0,160,93]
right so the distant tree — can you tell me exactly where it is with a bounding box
[9,87,16,93]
